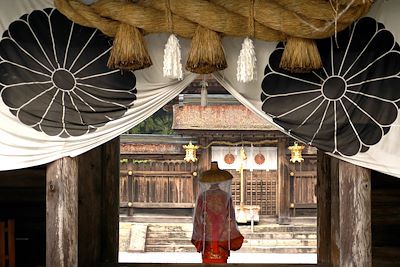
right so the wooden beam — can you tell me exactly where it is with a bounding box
[120,202,195,208]
[127,170,193,176]
[339,160,371,266]
[277,138,290,224]
[46,157,78,267]
[0,169,45,187]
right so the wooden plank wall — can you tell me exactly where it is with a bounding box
[293,171,317,204]
[120,160,196,208]
[371,170,400,266]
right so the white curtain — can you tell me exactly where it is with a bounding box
[213,1,400,178]
[0,1,197,170]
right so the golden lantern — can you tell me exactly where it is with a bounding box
[183,141,199,163]
[288,141,305,163]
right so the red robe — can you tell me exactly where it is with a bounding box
[191,187,244,263]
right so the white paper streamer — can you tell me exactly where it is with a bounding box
[163,34,183,80]
[236,37,257,83]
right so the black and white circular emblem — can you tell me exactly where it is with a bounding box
[261,17,400,156]
[0,8,137,137]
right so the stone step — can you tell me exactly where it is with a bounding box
[147,224,193,233]
[243,232,317,239]
[146,238,193,246]
[239,225,317,233]
[243,239,317,247]
[146,224,316,233]
[238,246,317,254]
[147,231,192,239]
[145,245,197,253]
[141,222,318,254]
[145,245,316,254]
[146,237,317,247]
[146,231,317,241]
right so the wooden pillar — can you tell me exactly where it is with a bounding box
[316,151,340,265]
[101,137,120,263]
[78,145,103,267]
[127,160,134,216]
[330,156,340,266]
[196,137,209,199]
[77,137,120,266]
[338,160,371,266]
[198,137,210,173]
[277,138,290,224]
[317,151,371,267]
[46,157,78,267]
[316,150,331,265]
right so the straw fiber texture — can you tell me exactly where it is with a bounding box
[54,0,373,72]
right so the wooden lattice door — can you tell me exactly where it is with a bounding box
[230,169,277,216]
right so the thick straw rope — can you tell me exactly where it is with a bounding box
[55,0,372,41]
[54,0,373,72]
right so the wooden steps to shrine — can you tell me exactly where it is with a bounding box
[123,221,317,254]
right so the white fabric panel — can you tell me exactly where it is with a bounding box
[0,1,198,170]
[211,146,277,171]
[0,0,53,30]
[213,1,400,178]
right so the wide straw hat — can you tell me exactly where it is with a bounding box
[199,161,233,183]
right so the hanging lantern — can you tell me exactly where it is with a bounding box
[183,141,199,163]
[288,141,305,163]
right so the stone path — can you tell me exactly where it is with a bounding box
[118,221,317,264]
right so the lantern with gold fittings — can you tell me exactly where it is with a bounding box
[288,141,305,163]
[183,141,199,163]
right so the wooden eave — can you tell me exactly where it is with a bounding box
[172,104,279,131]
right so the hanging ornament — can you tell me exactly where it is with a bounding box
[237,0,256,83]
[288,141,305,163]
[163,34,183,80]
[224,153,235,165]
[237,37,257,83]
[183,141,199,163]
[254,153,265,165]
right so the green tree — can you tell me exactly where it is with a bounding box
[127,109,174,134]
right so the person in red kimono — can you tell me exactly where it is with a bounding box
[191,162,244,263]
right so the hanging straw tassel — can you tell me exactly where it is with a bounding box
[163,34,183,80]
[279,36,322,73]
[237,0,256,83]
[237,38,257,83]
[186,25,227,74]
[163,0,182,80]
[107,23,152,71]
